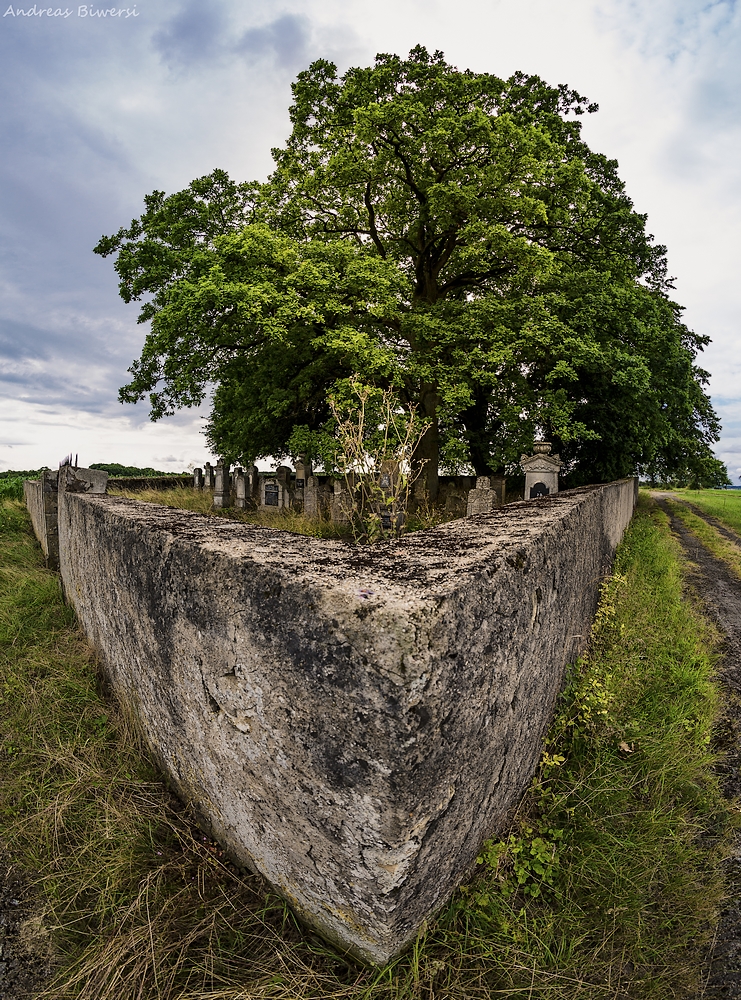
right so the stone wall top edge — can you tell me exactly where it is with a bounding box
[62,479,635,594]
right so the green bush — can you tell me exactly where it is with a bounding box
[0,476,25,501]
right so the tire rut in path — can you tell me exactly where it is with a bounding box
[652,496,741,998]
[0,856,52,999]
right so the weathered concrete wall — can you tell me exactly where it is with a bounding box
[23,472,59,568]
[52,478,636,964]
[23,479,44,545]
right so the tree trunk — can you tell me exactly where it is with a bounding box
[414,384,440,501]
[460,387,498,475]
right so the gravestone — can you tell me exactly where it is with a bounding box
[261,473,290,510]
[293,458,312,510]
[213,461,232,509]
[378,459,400,493]
[466,476,498,516]
[377,459,403,529]
[520,443,562,499]
[437,478,473,520]
[443,489,467,519]
[331,478,354,524]
[193,468,204,490]
[411,475,427,509]
[304,476,331,519]
[490,476,506,506]
[234,468,247,509]
[245,466,260,507]
[203,462,215,490]
[303,476,319,518]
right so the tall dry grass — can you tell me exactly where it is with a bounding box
[0,495,732,998]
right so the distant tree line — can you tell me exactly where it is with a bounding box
[88,463,190,478]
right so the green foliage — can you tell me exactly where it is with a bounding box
[475,826,564,899]
[642,455,731,490]
[0,469,46,501]
[0,476,26,501]
[95,47,724,489]
[0,469,46,480]
[89,463,188,477]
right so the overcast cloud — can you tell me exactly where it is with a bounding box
[0,0,739,478]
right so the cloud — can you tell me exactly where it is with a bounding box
[713,397,741,478]
[0,395,215,472]
[236,13,311,69]
[153,0,227,68]
[0,0,738,472]
[152,5,314,75]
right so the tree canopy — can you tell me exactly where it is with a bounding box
[95,46,729,493]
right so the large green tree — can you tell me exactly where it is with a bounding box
[96,47,727,494]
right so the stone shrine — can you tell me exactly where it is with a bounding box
[520,442,563,499]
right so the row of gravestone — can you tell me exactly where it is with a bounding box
[193,460,354,521]
[193,445,563,521]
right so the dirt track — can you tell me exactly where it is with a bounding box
[652,495,741,998]
[0,858,51,999]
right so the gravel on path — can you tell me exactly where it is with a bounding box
[0,857,52,1000]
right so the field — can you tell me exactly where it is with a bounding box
[669,488,741,537]
[662,489,741,580]
[0,494,733,998]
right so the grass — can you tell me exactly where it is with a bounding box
[668,489,741,538]
[109,485,351,539]
[108,485,448,539]
[0,494,733,998]
[663,497,741,580]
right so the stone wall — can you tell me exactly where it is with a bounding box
[23,478,44,546]
[23,471,59,568]
[40,478,636,964]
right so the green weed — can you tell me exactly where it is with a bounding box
[0,494,732,999]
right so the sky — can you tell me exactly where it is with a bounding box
[0,0,739,480]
